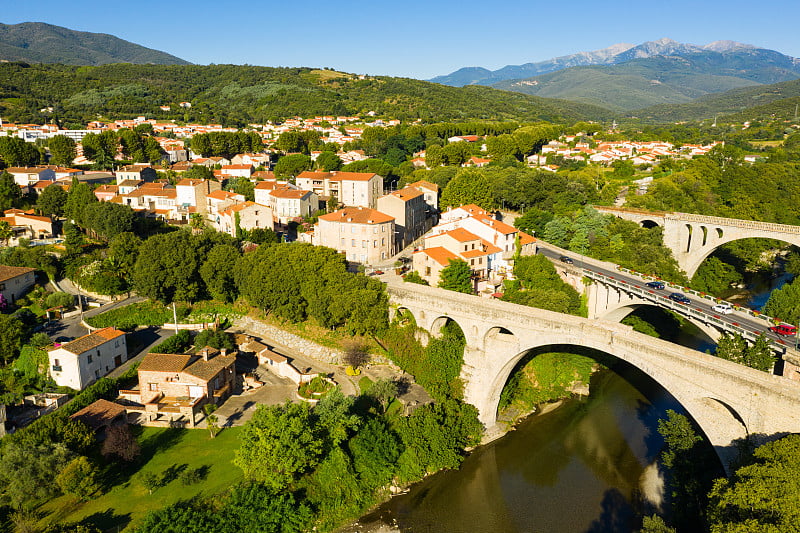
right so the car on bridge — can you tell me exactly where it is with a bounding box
[645,281,665,290]
[712,303,734,315]
[669,292,691,304]
[769,324,797,336]
[559,256,574,264]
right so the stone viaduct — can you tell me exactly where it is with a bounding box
[594,206,800,278]
[386,281,800,470]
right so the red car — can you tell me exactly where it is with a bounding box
[769,324,797,336]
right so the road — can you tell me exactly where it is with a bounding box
[536,245,797,350]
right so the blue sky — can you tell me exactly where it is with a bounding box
[5,0,800,79]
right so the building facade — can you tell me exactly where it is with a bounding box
[316,207,394,264]
[48,328,128,390]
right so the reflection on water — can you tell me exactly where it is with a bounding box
[357,367,688,533]
[746,270,793,310]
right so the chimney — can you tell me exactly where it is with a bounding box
[221,348,227,356]
[202,348,210,361]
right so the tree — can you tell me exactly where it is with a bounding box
[81,131,118,169]
[440,168,496,209]
[133,231,203,303]
[0,442,74,508]
[47,135,77,166]
[315,151,343,171]
[438,258,473,294]
[743,334,774,372]
[274,153,312,179]
[367,378,398,413]
[0,220,12,246]
[707,434,800,531]
[0,170,22,212]
[204,404,220,438]
[657,410,715,530]
[64,180,97,226]
[342,339,371,369]
[234,402,324,490]
[101,424,141,462]
[109,232,142,278]
[140,471,161,495]
[199,244,241,302]
[55,456,101,501]
[182,165,214,180]
[763,279,800,327]
[0,136,40,167]
[0,315,25,365]
[403,270,429,285]
[37,184,68,217]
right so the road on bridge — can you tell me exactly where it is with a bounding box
[536,245,797,350]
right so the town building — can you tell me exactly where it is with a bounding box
[214,201,275,237]
[0,265,36,306]
[266,188,318,223]
[120,347,236,428]
[376,186,430,251]
[48,328,128,390]
[115,164,156,184]
[316,207,394,264]
[296,171,383,208]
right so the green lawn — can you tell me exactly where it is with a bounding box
[39,426,243,532]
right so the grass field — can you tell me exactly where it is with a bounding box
[39,426,243,532]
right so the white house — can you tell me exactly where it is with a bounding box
[48,328,128,390]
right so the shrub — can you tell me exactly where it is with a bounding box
[46,292,74,309]
[150,330,192,354]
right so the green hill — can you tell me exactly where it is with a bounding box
[492,50,800,112]
[0,63,614,126]
[631,78,800,123]
[0,22,190,66]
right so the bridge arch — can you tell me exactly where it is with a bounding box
[478,337,749,464]
[596,303,721,345]
[683,235,800,279]
[640,219,661,229]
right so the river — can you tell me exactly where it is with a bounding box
[352,357,719,533]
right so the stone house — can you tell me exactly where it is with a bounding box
[316,207,395,265]
[0,265,36,306]
[377,186,430,251]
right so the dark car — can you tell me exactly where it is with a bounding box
[559,256,574,264]
[669,292,691,304]
[769,324,797,336]
[646,281,665,290]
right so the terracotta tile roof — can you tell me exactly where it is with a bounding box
[258,348,287,364]
[176,178,205,186]
[117,180,143,188]
[254,181,280,190]
[138,353,192,373]
[331,171,378,182]
[461,248,491,258]
[207,190,240,201]
[270,188,312,199]
[0,265,35,283]
[297,171,333,180]
[69,399,126,430]
[408,179,439,192]
[444,228,480,242]
[319,207,394,224]
[387,187,423,201]
[6,167,49,174]
[473,214,517,235]
[519,231,536,245]
[418,246,458,266]
[55,327,125,355]
[456,204,490,216]
[184,352,236,381]
[15,213,53,224]
[252,171,276,180]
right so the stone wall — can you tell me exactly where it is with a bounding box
[234,316,345,365]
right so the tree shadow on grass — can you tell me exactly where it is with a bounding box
[79,509,132,532]
[137,425,188,465]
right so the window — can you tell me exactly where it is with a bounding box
[351,239,355,247]
[426,267,431,275]
[382,226,386,232]
[54,358,60,366]
[149,383,158,391]
[87,354,93,364]
[373,240,377,247]
[340,238,345,246]
[351,226,356,234]
[381,238,385,246]
[362,240,367,248]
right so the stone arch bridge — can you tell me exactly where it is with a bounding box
[594,206,800,277]
[386,281,800,469]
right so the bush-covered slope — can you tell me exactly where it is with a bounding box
[0,63,614,126]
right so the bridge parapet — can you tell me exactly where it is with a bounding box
[666,212,800,234]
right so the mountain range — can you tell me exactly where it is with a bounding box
[429,38,767,86]
[0,22,190,66]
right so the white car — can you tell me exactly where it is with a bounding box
[712,303,734,315]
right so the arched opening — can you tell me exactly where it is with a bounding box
[393,307,417,328]
[716,228,723,239]
[685,224,693,253]
[430,315,456,338]
[600,304,718,350]
[641,219,660,229]
[701,225,708,246]
[688,239,799,307]
[492,343,726,481]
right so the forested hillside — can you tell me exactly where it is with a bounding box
[0,63,613,126]
[633,78,800,123]
[0,22,190,66]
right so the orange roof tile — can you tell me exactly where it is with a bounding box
[419,246,458,266]
[319,207,394,224]
[443,228,481,243]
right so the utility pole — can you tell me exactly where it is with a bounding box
[172,301,179,334]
